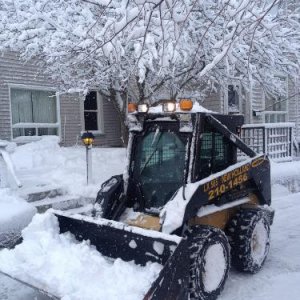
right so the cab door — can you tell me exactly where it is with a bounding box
[195,125,235,181]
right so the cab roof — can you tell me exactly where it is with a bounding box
[147,102,213,114]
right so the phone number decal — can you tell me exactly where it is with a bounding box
[203,164,251,201]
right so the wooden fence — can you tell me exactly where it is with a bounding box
[240,123,295,162]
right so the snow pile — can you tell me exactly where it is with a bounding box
[11,136,62,170]
[0,212,162,300]
[0,148,22,188]
[0,188,36,246]
[271,160,300,182]
[0,140,16,152]
[10,137,126,198]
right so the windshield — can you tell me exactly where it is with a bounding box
[133,129,188,209]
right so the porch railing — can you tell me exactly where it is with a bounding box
[240,123,295,162]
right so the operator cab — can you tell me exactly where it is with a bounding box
[127,100,243,214]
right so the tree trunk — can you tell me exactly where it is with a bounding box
[108,87,129,146]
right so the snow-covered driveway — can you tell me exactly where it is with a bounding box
[0,273,50,300]
[1,138,300,299]
[220,185,300,300]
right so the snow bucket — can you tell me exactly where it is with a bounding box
[0,211,190,300]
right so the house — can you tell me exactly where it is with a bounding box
[1,51,299,150]
[199,77,299,129]
[0,52,122,147]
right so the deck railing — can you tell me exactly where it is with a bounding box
[240,123,295,162]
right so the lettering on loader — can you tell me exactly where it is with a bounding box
[203,157,265,201]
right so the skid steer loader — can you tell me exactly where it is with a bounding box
[1,99,274,300]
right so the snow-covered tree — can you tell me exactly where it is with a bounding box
[0,0,299,138]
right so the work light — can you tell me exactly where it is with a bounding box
[163,101,176,112]
[138,104,149,113]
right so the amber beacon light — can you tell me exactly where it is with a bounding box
[128,103,137,113]
[179,98,193,111]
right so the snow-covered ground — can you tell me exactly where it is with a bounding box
[0,138,300,299]
[0,274,50,300]
[10,136,126,198]
[0,137,125,244]
[219,184,300,300]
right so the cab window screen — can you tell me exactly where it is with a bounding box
[198,131,231,179]
[198,132,213,179]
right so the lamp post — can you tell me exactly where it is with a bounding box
[81,131,95,185]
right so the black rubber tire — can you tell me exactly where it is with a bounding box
[186,225,230,300]
[226,209,270,273]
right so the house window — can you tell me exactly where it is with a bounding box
[264,95,287,123]
[83,91,103,132]
[11,88,59,139]
[264,78,288,123]
[228,85,239,113]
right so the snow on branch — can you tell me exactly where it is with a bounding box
[0,0,299,107]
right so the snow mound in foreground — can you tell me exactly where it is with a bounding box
[0,212,162,300]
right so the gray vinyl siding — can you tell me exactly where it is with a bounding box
[58,93,122,147]
[95,98,122,147]
[60,93,82,146]
[0,51,55,140]
[287,76,300,137]
[0,51,122,147]
[59,94,122,147]
[201,90,222,113]
[251,81,265,124]
[0,82,11,140]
